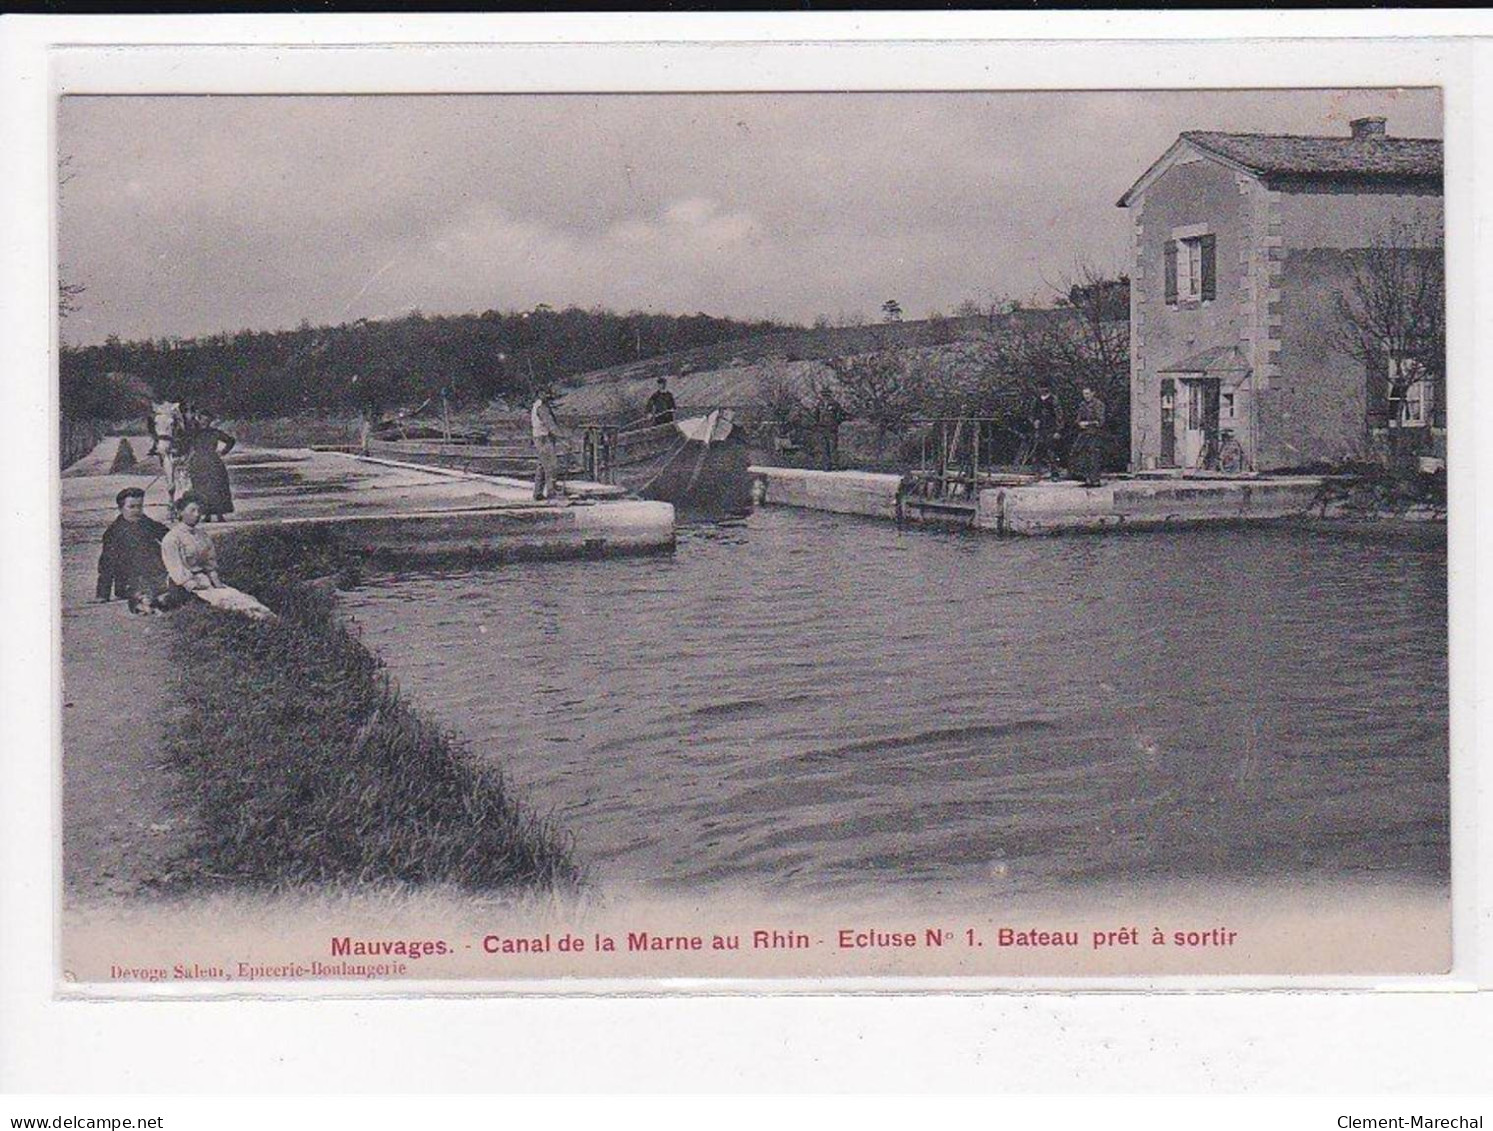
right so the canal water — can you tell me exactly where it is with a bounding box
[339,512,1448,902]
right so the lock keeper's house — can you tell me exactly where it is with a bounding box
[1118,117,1443,473]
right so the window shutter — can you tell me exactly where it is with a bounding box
[1163,240,1178,304]
[1365,354,1389,431]
[1431,372,1446,429]
[1200,234,1217,300]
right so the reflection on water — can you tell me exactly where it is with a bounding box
[339,511,1449,900]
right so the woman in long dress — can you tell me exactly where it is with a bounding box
[160,493,274,619]
[1071,386,1108,488]
[183,415,237,520]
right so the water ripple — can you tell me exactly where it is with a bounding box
[342,512,1449,898]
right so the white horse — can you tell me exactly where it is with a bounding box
[148,401,190,508]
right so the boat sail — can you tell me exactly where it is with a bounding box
[584,409,753,513]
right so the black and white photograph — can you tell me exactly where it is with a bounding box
[5,14,1493,1108]
[34,64,1462,989]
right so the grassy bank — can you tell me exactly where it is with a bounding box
[159,526,582,894]
[1300,458,1447,519]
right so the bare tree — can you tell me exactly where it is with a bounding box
[1048,266,1131,412]
[951,269,1129,464]
[752,358,811,428]
[58,156,86,323]
[1331,220,1445,461]
[825,350,918,461]
[743,357,814,460]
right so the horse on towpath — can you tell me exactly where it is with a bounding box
[147,401,190,511]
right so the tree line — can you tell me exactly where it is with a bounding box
[60,305,796,421]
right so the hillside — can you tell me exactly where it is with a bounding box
[59,306,795,423]
[556,311,1072,421]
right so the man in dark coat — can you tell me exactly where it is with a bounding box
[645,377,677,426]
[96,487,172,612]
[1027,382,1065,479]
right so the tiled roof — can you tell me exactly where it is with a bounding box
[1181,131,1442,179]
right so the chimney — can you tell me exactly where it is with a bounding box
[1350,116,1387,140]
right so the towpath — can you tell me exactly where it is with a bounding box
[60,436,671,902]
[59,436,553,901]
[60,439,189,902]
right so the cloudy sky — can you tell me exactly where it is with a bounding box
[57,89,1440,345]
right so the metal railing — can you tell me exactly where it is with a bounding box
[580,424,619,483]
[907,416,1030,502]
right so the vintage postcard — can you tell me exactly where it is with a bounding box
[28,30,1476,999]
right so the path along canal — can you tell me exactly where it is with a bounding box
[339,511,1448,903]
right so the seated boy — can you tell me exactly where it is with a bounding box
[96,487,177,613]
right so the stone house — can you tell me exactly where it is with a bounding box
[1118,117,1443,472]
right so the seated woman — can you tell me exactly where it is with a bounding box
[160,493,275,620]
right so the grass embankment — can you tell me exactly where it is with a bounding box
[160,526,582,894]
[1298,458,1447,517]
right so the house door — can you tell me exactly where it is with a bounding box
[1181,377,1221,468]
[1159,378,1177,467]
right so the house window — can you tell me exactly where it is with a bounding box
[1389,356,1432,428]
[1182,239,1203,299]
[1221,391,1236,420]
[1164,232,1216,305]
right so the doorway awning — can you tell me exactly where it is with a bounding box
[1159,345,1252,388]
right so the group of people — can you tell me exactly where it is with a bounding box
[1027,382,1109,488]
[97,406,272,619]
[532,374,1109,500]
[147,402,238,521]
[97,487,273,619]
[528,376,679,502]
